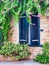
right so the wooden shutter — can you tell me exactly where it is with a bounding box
[19,16,28,44]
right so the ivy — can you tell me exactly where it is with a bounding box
[2,12,11,41]
[0,0,49,41]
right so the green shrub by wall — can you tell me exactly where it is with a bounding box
[0,42,30,60]
[34,42,49,64]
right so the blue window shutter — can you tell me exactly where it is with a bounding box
[30,15,40,46]
[19,16,28,43]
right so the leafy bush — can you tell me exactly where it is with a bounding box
[0,42,15,56]
[15,43,30,60]
[34,54,49,64]
[43,42,49,56]
[34,42,49,64]
[0,42,30,60]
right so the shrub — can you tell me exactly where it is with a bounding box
[15,44,30,60]
[0,42,30,60]
[43,42,49,56]
[34,42,49,64]
[0,42,15,56]
[34,54,47,64]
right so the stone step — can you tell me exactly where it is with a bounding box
[29,47,42,59]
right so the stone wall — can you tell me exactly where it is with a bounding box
[40,16,49,45]
[29,47,42,59]
[8,18,19,44]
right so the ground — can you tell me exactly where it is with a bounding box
[0,60,49,65]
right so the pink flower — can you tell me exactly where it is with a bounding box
[37,14,41,17]
[29,12,32,15]
[40,0,43,1]
[29,16,31,19]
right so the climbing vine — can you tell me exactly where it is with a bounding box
[2,12,11,41]
[0,0,49,41]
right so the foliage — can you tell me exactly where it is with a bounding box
[0,42,30,60]
[0,0,49,41]
[2,13,11,41]
[43,42,49,56]
[34,42,49,64]
[0,42,15,56]
[39,0,47,15]
[34,54,49,64]
[15,43,30,60]
[47,4,49,8]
